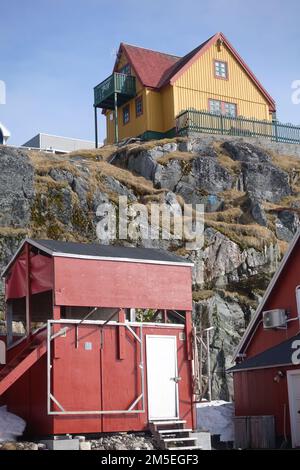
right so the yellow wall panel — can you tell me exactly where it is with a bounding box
[106,89,148,143]
[161,86,175,131]
[146,89,164,132]
[174,42,272,121]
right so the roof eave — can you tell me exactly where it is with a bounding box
[233,229,300,360]
[1,238,194,278]
[168,32,276,111]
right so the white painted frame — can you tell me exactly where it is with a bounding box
[146,335,179,421]
[287,369,300,448]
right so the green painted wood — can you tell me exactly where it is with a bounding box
[94,73,136,109]
[176,109,300,144]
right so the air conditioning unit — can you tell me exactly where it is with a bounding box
[263,309,287,329]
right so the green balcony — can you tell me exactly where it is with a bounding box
[94,73,136,110]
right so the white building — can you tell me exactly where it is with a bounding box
[0,122,11,144]
[22,133,95,154]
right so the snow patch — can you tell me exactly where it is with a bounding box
[0,406,26,442]
[196,400,234,442]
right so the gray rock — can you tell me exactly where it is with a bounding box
[191,156,232,193]
[49,168,74,185]
[102,175,137,201]
[71,176,89,208]
[223,141,271,163]
[250,199,268,226]
[275,218,294,242]
[241,161,291,203]
[48,187,73,225]
[154,160,182,190]
[278,210,299,235]
[223,141,291,202]
[194,292,256,401]
[0,147,34,227]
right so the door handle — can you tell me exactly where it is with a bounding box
[171,376,182,383]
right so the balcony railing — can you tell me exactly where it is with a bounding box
[94,73,136,109]
[176,109,300,144]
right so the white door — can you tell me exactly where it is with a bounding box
[287,370,300,448]
[146,335,179,420]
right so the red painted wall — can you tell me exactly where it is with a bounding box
[233,239,300,441]
[52,324,193,435]
[54,257,193,310]
[245,239,300,358]
[1,324,193,436]
[233,365,300,438]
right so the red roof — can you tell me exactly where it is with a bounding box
[115,33,276,112]
[117,43,180,89]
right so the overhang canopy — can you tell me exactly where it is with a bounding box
[228,333,300,373]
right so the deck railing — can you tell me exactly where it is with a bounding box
[176,109,300,144]
[94,73,136,108]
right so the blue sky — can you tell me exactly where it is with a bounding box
[1,0,299,145]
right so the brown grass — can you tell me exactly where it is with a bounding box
[0,227,28,237]
[268,150,300,172]
[192,289,214,302]
[67,144,118,161]
[94,161,159,196]
[156,151,196,166]
[205,219,277,250]
[28,151,80,177]
[205,207,243,224]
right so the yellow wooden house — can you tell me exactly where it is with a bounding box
[94,32,276,145]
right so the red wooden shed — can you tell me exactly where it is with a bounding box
[0,239,195,437]
[229,230,300,448]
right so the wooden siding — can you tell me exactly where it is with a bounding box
[161,85,175,132]
[106,49,147,143]
[105,41,273,142]
[54,257,193,311]
[106,88,148,143]
[52,324,193,435]
[145,89,164,132]
[173,42,271,121]
[246,238,300,358]
[233,365,300,438]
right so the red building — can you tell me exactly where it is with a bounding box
[0,239,195,437]
[229,231,300,448]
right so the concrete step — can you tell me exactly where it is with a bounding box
[150,420,186,425]
[150,420,186,433]
[163,437,197,443]
[159,428,192,435]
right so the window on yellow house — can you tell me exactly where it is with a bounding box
[209,99,237,117]
[214,60,228,79]
[123,104,130,125]
[135,96,143,117]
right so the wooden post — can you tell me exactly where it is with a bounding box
[25,243,31,338]
[163,309,168,323]
[53,306,61,320]
[118,309,126,360]
[94,105,98,149]
[114,92,118,143]
[185,311,193,361]
[6,302,13,347]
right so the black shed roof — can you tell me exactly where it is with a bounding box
[228,333,300,373]
[35,239,190,263]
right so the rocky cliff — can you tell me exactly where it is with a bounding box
[1,136,300,399]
